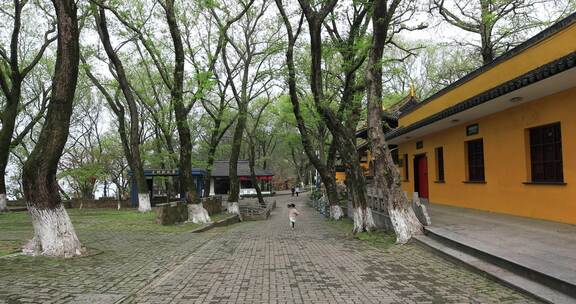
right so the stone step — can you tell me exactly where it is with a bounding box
[426,226,576,296]
[414,232,576,304]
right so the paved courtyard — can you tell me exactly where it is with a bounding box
[0,193,537,304]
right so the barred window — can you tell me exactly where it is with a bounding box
[403,154,409,181]
[435,147,444,182]
[467,139,485,182]
[529,123,563,182]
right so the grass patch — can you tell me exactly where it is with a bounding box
[327,217,396,250]
[0,240,21,256]
[0,208,209,243]
[0,209,235,256]
[328,217,355,231]
[0,209,237,238]
[70,209,203,233]
[0,211,31,230]
[210,212,234,222]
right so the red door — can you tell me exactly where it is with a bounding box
[417,156,429,198]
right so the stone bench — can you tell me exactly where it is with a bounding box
[201,196,223,215]
[156,201,188,225]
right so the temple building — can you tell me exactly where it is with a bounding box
[129,161,274,206]
[128,168,206,207]
[387,14,576,225]
[337,13,576,225]
[335,91,416,183]
[209,160,274,196]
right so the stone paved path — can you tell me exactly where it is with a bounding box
[0,214,221,304]
[123,193,537,304]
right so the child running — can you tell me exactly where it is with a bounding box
[287,203,300,230]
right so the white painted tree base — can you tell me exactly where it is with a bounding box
[330,205,343,220]
[227,202,239,215]
[188,204,211,224]
[138,193,152,212]
[0,193,7,212]
[352,207,376,233]
[389,207,423,244]
[22,204,83,258]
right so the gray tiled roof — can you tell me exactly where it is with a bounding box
[211,160,274,177]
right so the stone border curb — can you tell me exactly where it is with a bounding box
[190,214,240,233]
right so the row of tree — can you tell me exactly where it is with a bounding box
[272,0,573,240]
[0,0,572,257]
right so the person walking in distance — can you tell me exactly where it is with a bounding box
[295,186,300,197]
[287,203,300,230]
[291,186,295,197]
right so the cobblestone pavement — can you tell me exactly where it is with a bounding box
[123,193,537,304]
[0,214,226,304]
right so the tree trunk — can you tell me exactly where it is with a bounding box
[0,98,19,212]
[324,140,342,219]
[164,0,209,222]
[0,165,10,212]
[81,182,95,200]
[174,102,196,202]
[333,12,370,222]
[203,169,213,198]
[480,38,494,65]
[324,173,340,215]
[0,3,21,214]
[275,1,341,210]
[21,0,83,257]
[261,142,269,170]
[0,1,54,212]
[479,0,494,65]
[316,112,367,223]
[114,181,122,209]
[154,129,171,202]
[340,139,369,228]
[203,116,223,197]
[0,192,7,213]
[82,74,150,212]
[166,0,193,202]
[228,104,247,203]
[366,0,422,243]
[248,136,265,207]
[301,5,368,224]
[94,6,150,212]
